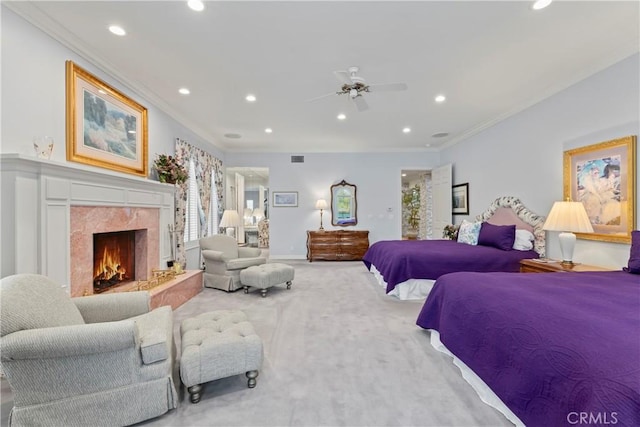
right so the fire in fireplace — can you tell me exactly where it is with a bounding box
[93,230,136,293]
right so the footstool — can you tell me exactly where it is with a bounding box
[180,310,263,403]
[240,263,295,297]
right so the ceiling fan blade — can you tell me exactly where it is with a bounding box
[333,70,353,85]
[368,82,408,92]
[305,92,336,103]
[353,95,369,112]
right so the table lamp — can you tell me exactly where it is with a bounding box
[315,199,328,231]
[219,209,241,239]
[542,201,594,265]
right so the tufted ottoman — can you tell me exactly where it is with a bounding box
[240,263,295,297]
[180,310,263,403]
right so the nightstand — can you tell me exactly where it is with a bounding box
[519,259,613,273]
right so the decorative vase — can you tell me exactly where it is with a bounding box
[33,136,54,159]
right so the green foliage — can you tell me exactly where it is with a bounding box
[153,154,188,184]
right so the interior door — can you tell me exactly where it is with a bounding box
[431,163,452,239]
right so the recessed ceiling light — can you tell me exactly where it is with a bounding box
[108,25,126,36]
[532,0,552,10]
[187,0,205,12]
[224,133,242,139]
[337,113,346,120]
[432,132,449,138]
[245,94,256,102]
[435,94,446,103]
[265,128,273,134]
[179,88,190,95]
[402,127,411,134]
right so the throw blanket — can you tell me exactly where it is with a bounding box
[417,270,640,427]
[362,239,537,293]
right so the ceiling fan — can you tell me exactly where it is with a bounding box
[307,66,408,112]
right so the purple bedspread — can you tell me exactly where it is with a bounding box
[362,239,538,293]
[417,270,640,427]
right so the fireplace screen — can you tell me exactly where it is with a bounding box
[93,231,136,293]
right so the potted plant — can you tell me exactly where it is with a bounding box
[402,184,421,239]
[153,154,188,184]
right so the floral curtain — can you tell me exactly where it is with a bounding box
[174,138,223,267]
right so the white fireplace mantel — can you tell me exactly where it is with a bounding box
[0,154,175,291]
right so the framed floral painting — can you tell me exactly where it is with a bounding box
[66,61,148,177]
[564,135,636,243]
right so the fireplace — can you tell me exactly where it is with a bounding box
[70,206,159,297]
[93,230,141,293]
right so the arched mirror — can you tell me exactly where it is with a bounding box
[331,180,358,226]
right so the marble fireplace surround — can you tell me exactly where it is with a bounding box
[0,155,175,294]
[70,206,159,297]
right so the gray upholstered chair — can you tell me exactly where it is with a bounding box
[199,234,266,291]
[0,274,178,427]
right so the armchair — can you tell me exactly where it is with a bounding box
[0,274,177,427]
[199,234,266,291]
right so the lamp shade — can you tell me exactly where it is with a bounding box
[219,209,241,228]
[315,199,328,210]
[252,207,263,218]
[543,201,594,233]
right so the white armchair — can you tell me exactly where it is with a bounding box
[0,274,178,427]
[199,234,266,291]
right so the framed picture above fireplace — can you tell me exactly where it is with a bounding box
[65,60,148,177]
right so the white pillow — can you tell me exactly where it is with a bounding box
[513,229,535,251]
[457,220,481,245]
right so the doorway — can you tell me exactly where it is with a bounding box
[401,170,431,240]
[225,167,269,248]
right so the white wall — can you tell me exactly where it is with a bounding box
[441,53,640,269]
[225,152,441,258]
[0,7,224,168]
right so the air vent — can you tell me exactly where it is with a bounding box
[291,155,305,163]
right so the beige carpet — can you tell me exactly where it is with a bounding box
[1,260,512,427]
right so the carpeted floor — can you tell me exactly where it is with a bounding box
[1,260,513,427]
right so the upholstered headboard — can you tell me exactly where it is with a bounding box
[475,196,546,257]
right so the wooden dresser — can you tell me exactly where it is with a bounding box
[306,230,369,262]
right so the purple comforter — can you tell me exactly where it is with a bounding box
[362,239,538,293]
[417,270,640,427]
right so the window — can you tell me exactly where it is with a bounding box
[184,159,219,243]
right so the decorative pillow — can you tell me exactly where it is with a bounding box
[478,222,516,251]
[457,220,481,246]
[624,230,640,274]
[513,229,535,251]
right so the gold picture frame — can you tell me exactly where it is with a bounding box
[563,135,636,243]
[66,61,148,177]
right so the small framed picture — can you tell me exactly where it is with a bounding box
[452,183,469,215]
[273,191,298,207]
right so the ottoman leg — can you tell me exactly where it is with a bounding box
[261,289,267,297]
[246,370,259,388]
[244,286,249,294]
[188,384,203,404]
[286,281,292,289]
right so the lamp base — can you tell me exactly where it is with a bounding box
[558,231,577,265]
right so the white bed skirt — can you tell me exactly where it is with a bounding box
[428,330,524,427]
[369,265,435,300]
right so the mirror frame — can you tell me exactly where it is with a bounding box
[330,179,358,227]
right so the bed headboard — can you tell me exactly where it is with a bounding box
[475,196,546,257]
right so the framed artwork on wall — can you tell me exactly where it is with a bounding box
[65,61,148,177]
[273,191,298,207]
[452,183,469,215]
[564,135,636,243]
